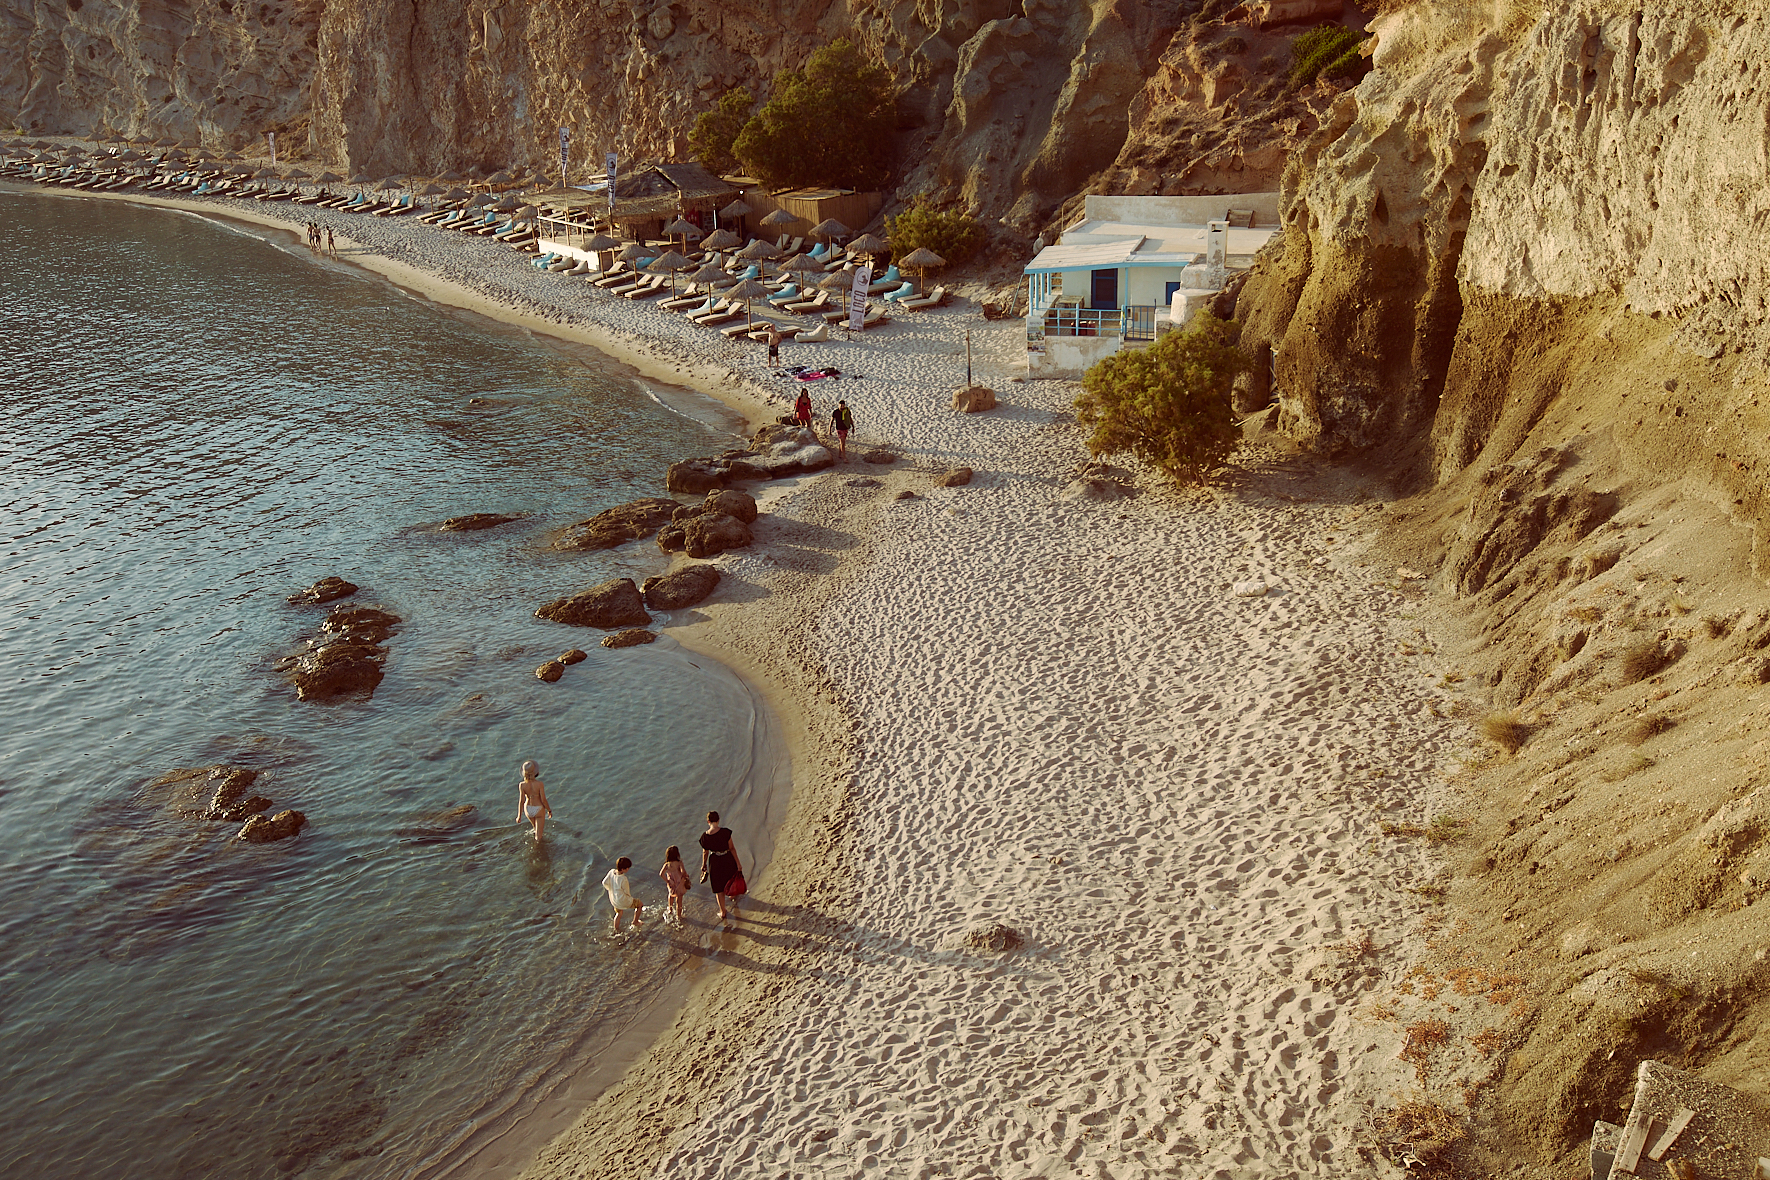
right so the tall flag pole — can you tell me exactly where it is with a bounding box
[605,150,618,221]
[559,126,571,191]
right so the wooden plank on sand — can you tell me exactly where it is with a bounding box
[1646,1107,1695,1162]
[1613,1109,1655,1175]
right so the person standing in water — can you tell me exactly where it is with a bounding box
[603,857,643,932]
[698,811,745,921]
[326,226,336,255]
[516,760,551,841]
[831,400,854,461]
[659,846,690,927]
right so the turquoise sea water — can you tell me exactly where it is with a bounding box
[0,190,772,1178]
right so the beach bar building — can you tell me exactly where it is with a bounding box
[534,160,741,269]
[1023,193,1281,380]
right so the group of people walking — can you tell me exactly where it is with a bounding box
[794,388,856,460]
[516,762,747,932]
[304,221,335,254]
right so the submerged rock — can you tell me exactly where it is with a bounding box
[203,766,260,820]
[238,809,306,843]
[535,578,651,629]
[641,564,721,610]
[559,648,589,665]
[552,498,681,551]
[535,660,565,683]
[396,804,476,843]
[601,628,657,649]
[287,576,357,605]
[441,512,521,532]
[320,605,402,646]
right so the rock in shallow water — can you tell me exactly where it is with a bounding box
[641,564,721,610]
[551,498,680,550]
[670,513,753,559]
[535,578,651,629]
[666,459,727,494]
[291,643,387,700]
[440,512,521,532]
[238,809,306,843]
[287,576,357,605]
[559,648,588,665]
[535,660,565,683]
[601,628,657,649]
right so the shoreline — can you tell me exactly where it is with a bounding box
[13,176,1480,1177]
[3,178,848,1180]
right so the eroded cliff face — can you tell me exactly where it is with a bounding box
[1234,4,1770,1171]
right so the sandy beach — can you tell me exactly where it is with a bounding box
[7,179,1473,1177]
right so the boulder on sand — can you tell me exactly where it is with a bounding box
[656,513,753,558]
[951,385,996,412]
[601,628,657,649]
[702,488,758,523]
[552,498,681,551]
[641,564,721,610]
[441,513,521,532]
[935,467,974,487]
[535,578,651,629]
[238,809,306,843]
[666,459,727,494]
[287,576,357,605]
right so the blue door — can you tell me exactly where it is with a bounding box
[1165,281,1183,305]
[1090,268,1118,311]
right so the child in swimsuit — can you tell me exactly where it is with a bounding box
[516,760,551,841]
[603,857,643,931]
[659,846,690,927]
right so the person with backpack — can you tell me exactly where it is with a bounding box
[831,400,854,460]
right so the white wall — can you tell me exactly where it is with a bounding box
[1084,192,1283,228]
[1028,334,1123,380]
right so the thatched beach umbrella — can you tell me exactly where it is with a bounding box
[646,249,692,294]
[443,186,470,201]
[735,238,782,262]
[417,182,445,196]
[285,168,312,181]
[848,232,889,259]
[719,198,751,220]
[899,246,947,294]
[687,262,729,286]
[376,178,402,192]
[779,252,822,295]
[818,266,857,292]
[617,242,652,263]
[349,172,373,185]
[222,150,243,161]
[724,276,771,330]
[701,227,741,253]
[663,216,701,242]
[314,171,342,184]
[437,169,465,182]
[760,208,797,237]
[486,170,514,185]
[491,194,519,211]
[154,136,177,147]
[585,231,621,253]
[810,217,851,249]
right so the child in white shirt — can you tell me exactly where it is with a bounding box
[602,856,642,931]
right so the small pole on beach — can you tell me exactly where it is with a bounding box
[965,330,972,389]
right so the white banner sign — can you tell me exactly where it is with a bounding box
[849,264,872,332]
[605,151,618,213]
[267,131,276,166]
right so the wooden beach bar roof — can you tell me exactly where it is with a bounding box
[609,162,740,222]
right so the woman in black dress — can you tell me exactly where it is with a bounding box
[698,810,744,920]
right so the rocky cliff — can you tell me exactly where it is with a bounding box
[0,0,1352,232]
[1231,2,1770,1171]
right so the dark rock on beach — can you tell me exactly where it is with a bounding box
[666,459,727,494]
[287,576,357,605]
[535,660,565,683]
[238,809,306,843]
[641,564,721,610]
[559,648,588,665]
[862,450,899,464]
[935,467,975,487]
[535,578,651,629]
[601,628,657,649]
[723,458,769,482]
[552,498,681,551]
[896,490,921,500]
[659,512,753,559]
[441,513,521,532]
[703,488,758,524]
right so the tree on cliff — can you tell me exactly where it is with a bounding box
[689,88,755,176]
[733,40,896,190]
[1074,315,1248,484]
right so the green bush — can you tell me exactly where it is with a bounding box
[1290,24,1369,86]
[688,88,754,177]
[883,198,985,266]
[1074,315,1248,484]
[733,40,895,190]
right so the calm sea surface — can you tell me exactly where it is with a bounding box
[0,190,770,1179]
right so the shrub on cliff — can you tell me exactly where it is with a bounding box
[1291,24,1369,87]
[885,199,985,267]
[689,88,755,177]
[733,40,895,190]
[1074,315,1248,484]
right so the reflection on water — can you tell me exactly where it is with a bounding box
[0,191,762,1179]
